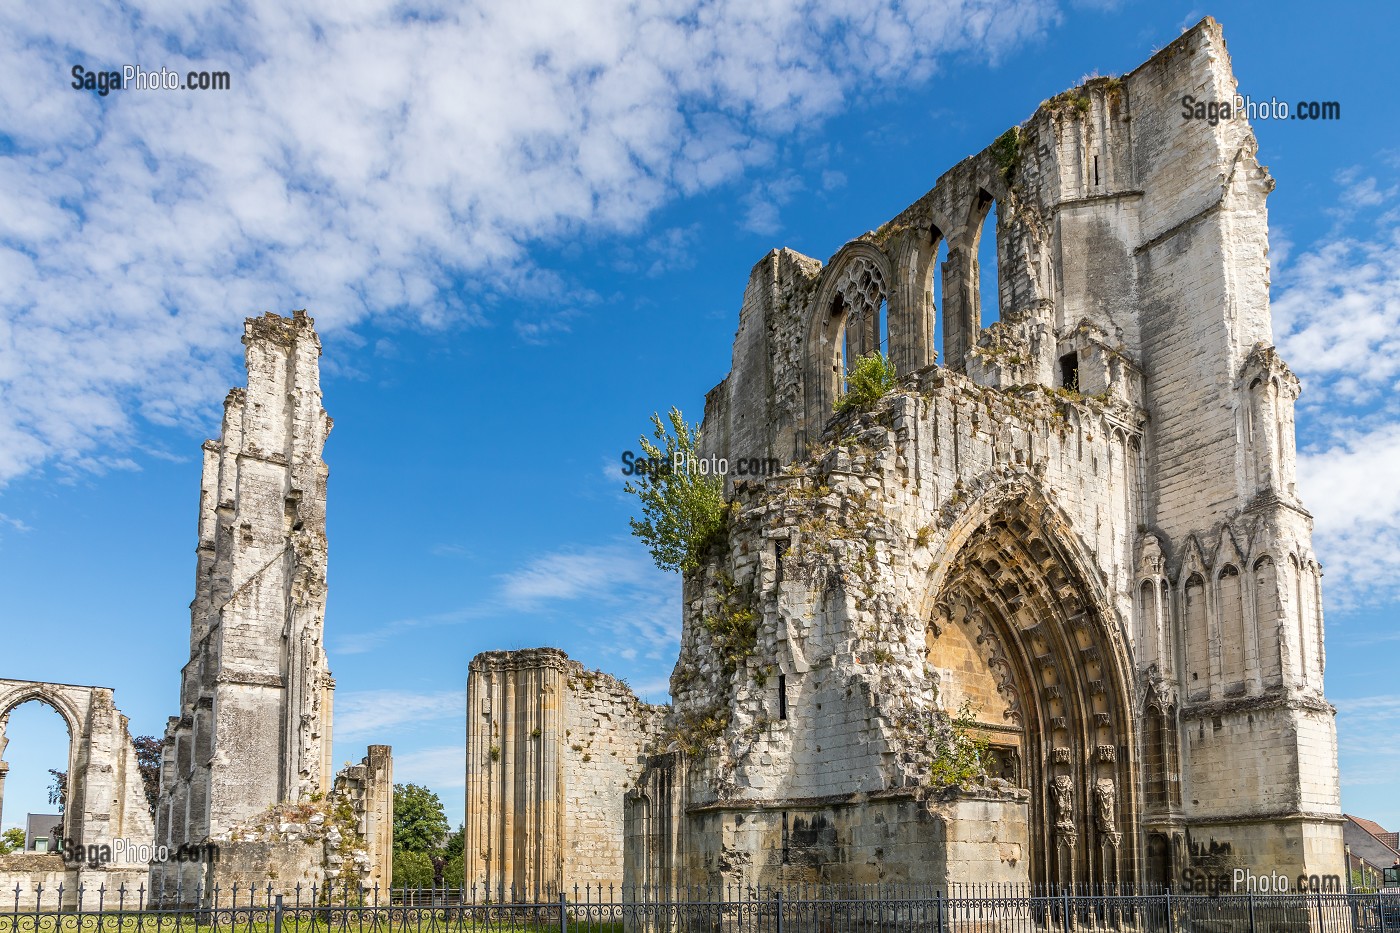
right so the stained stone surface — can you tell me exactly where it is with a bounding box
[152,312,392,904]
[469,17,1345,894]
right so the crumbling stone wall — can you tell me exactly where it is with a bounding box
[472,17,1344,894]
[0,681,155,904]
[464,649,664,897]
[332,746,393,894]
[630,17,1342,891]
[152,312,391,904]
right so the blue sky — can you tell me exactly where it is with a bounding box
[1,0,1397,836]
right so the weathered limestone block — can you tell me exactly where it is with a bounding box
[465,649,665,898]
[0,681,155,853]
[628,16,1342,892]
[152,312,392,906]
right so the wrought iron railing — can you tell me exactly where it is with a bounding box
[4,881,1399,933]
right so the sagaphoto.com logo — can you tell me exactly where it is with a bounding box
[71,64,231,97]
[1181,92,1340,125]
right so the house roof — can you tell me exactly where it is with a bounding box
[1345,815,1400,871]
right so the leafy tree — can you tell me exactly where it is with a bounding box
[392,783,450,854]
[834,352,898,415]
[0,827,26,854]
[132,735,163,814]
[47,769,67,814]
[392,849,434,888]
[443,824,465,889]
[928,701,989,788]
[624,408,726,575]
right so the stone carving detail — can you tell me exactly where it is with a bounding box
[1053,775,1076,836]
[468,18,1346,896]
[1137,533,1166,578]
[1094,778,1117,835]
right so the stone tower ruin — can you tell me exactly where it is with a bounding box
[153,312,392,901]
[469,18,1344,893]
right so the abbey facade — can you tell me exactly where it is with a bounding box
[466,18,1345,895]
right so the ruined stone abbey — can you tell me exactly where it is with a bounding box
[0,14,1347,908]
[2,313,393,907]
[465,19,1345,895]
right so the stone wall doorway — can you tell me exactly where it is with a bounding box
[925,490,1139,888]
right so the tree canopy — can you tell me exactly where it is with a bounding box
[624,408,726,575]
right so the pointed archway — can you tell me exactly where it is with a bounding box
[924,482,1140,888]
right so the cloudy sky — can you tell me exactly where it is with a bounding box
[2,0,1397,835]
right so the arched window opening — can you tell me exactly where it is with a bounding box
[1144,707,1168,808]
[974,193,1001,328]
[1219,565,1245,693]
[1254,557,1283,686]
[1184,574,1208,698]
[0,700,72,852]
[877,297,889,358]
[933,237,949,363]
[830,294,849,394]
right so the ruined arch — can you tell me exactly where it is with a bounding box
[889,220,953,373]
[804,243,895,431]
[0,680,155,850]
[922,480,1139,887]
[0,685,81,842]
[970,189,1002,329]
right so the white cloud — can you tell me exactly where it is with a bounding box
[1334,695,1400,786]
[1273,168,1400,605]
[1273,228,1400,408]
[391,744,467,792]
[0,0,1059,487]
[499,542,657,608]
[496,542,682,668]
[335,689,461,740]
[1297,423,1400,605]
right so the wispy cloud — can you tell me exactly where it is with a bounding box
[392,744,467,792]
[498,543,657,608]
[1334,695,1400,786]
[333,606,486,655]
[335,689,461,741]
[0,0,1059,487]
[335,540,680,680]
[1275,162,1400,605]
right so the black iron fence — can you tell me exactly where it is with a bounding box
[5,881,1400,933]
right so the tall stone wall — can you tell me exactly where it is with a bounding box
[465,649,663,898]
[629,16,1343,891]
[152,311,391,903]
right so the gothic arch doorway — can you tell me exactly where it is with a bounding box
[924,488,1139,888]
[0,688,79,844]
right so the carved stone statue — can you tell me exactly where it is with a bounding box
[1094,778,1117,834]
[1052,775,1075,834]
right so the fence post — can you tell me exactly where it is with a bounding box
[274,894,284,933]
[559,891,568,933]
[1165,888,1174,933]
[775,890,784,933]
[1248,892,1257,933]
[1063,888,1073,933]
[1379,892,1388,933]
[936,889,945,933]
